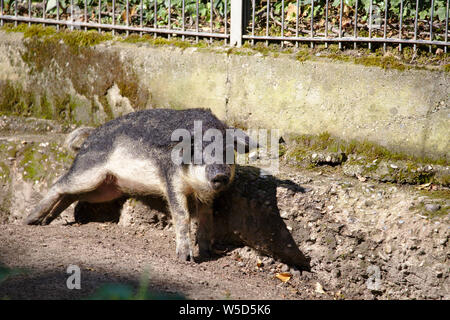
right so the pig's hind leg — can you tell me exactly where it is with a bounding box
[24,168,113,225]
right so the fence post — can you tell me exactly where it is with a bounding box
[230,0,243,47]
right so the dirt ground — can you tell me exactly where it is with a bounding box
[0,164,449,300]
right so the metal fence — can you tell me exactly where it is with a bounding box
[244,0,449,52]
[0,0,230,41]
[0,0,448,51]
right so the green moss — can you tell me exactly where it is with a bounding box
[4,23,448,72]
[354,55,407,71]
[296,49,311,62]
[19,144,47,182]
[411,201,449,219]
[98,95,114,121]
[11,24,147,119]
[287,132,448,184]
[121,34,209,50]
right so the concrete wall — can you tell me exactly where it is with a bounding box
[1,30,449,160]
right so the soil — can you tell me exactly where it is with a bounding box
[0,116,449,300]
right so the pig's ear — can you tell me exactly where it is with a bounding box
[228,128,260,154]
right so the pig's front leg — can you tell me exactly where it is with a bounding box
[166,188,193,262]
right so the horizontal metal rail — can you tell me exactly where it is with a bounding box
[243,35,449,47]
[0,14,229,39]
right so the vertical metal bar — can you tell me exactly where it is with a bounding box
[445,0,449,53]
[112,0,115,35]
[14,0,17,27]
[154,0,157,38]
[311,0,314,48]
[430,0,435,52]
[251,0,255,46]
[281,0,284,48]
[56,0,59,31]
[182,0,185,41]
[224,0,227,45]
[168,0,171,39]
[383,0,388,51]
[369,0,373,50]
[28,0,31,27]
[84,0,87,31]
[295,0,299,48]
[70,0,73,30]
[230,0,243,47]
[339,0,343,49]
[325,0,329,48]
[140,0,143,36]
[196,0,199,43]
[414,0,419,51]
[210,0,213,43]
[399,0,403,51]
[354,0,359,49]
[98,0,101,33]
[42,0,46,26]
[0,0,3,27]
[126,0,129,36]
[266,0,269,46]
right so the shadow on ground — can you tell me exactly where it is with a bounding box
[73,166,311,270]
[0,263,185,300]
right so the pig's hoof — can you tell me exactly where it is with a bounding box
[24,215,44,225]
[176,245,193,262]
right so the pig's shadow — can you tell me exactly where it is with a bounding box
[73,166,311,270]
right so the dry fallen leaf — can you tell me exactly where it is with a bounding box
[275,272,292,283]
[256,259,263,268]
[416,182,431,190]
[286,3,299,22]
[315,282,325,294]
[356,174,367,182]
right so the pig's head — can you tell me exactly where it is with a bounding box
[173,126,257,201]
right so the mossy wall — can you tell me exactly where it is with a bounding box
[0,27,448,161]
[0,28,149,126]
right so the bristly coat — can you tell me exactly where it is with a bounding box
[25,108,254,261]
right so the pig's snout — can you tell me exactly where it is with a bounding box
[211,174,230,190]
[206,164,232,191]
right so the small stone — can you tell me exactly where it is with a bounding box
[281,264,290,272]
[331,269,341,278]
[425,203,441,212]
[364,200,374,207]
[357,254,364,259]
[384,244,392,254]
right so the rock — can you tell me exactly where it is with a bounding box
[364,200,374,207]
[281,264,290,272]
[425,203,441,212]
[331,269,341,278]
[384,244,392,254]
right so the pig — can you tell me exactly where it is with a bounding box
[24,108,255,261]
